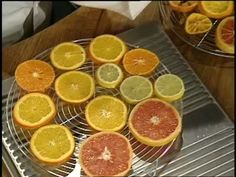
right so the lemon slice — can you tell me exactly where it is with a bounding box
[96,63,124,88]
[30,124,75,164]
[13,93,56,129]
[85,95,127,131]
[50,42,86,70]
[55,71,95,104]
[120,76,153,104]
[89,34,127,64]
[154,74,185,102]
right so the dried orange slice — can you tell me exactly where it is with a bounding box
[198,1,234,19]
[55,71,95,104]
[30,124,75,164]
[216,16,234,54]
[122,48,160,76]
[15,60,55,92]
[185,13,212,34]
[50,42,86,70]
[89,34,127,64]
[169,1,198,13]
[13,93,56,129]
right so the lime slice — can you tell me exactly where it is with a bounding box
[154,74,185,102]
[120,76,153,104]
[96,63,124,88]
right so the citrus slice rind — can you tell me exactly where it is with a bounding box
[13,93,56,129]
[30,124,75,164]
[154,74,185,102]
[128,98,182,147]
[79,132,133,177]
[89,34,127,64]
[96,63,124,88]
[169,1,198,13]
[50,42,86,70]
[55,71,95,104]
[120,76,153,104]
[85,95,127,132]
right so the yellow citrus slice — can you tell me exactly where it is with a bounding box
[169,1,198,13]
[50,42,86,70]
[96,63,124,88]
[85,95,127,132]
[120,76,153,104]
[89,34,127,64]
[154,74,185,102]
[55,71,95,104]
[30,124,75,164]
[15,60,55,93]
[13,93,56,129]
[198,1,234,19]
[185,13,213,34]
[216,16,234,54]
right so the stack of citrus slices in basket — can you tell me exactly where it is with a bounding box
[13,34,185,176]
[169,1,234,54]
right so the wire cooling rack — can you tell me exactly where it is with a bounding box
[5,38,183,177]
[158,1,234,59]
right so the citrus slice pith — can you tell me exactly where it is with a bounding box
[123,48,160,76]
[13,93,56,129]
[50,42,86,70]
[55,71,95,104]
[216,16,234,54]
[185,13,213,35]
[15,59,55,92]
[120,76,153,104]
[79,132,133,177]
[30,124,75,164]
[96,63,124,88]
[128,98,182,147]
[169,1,198,13]
[85,95,127,132]
[89,34,127,64]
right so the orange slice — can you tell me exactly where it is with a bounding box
[216,16,234,54]
[122,48,160,76]
[198,1,234,19]
[169,1,198,13]
[15,60,55,92]
[13,93,56,129]
[30,124,75,164]
[89,34,127,64]
[185,13,212,34]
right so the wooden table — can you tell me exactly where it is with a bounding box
[2,3,234,177]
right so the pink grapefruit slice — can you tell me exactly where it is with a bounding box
[79,132,133,177]
[128,98,182,147]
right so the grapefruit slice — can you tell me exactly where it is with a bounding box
[128,98,182,147]
[79,132,133,177]
[216,16,234,54]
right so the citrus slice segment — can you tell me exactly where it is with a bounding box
[89,34,127,64]
[55,71,95,104]
[198,1,234,19]
[169,1,198,13]
[96,63,124,88]
[30,124,75,164]
[13,93,56,129]
[50,42,86,70]
[79,132,133,177]
[185,13,213,34]
[15,60,55,92]
[154,74,185,102]
[123,48,160,76]
[216,16,234,54]
[128,98,182,147]
[85,95,127,132]
[120,76,153,104]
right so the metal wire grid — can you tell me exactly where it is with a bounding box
[5,38,182,177]
[158,1,234,59]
